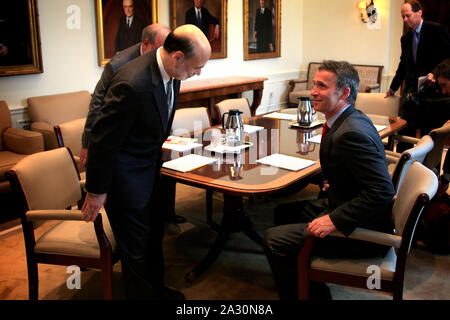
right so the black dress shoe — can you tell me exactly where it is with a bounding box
[166,215,187,224]
[156,286,186,300]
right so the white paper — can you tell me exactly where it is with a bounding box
[256,153,316,171]
[204,141,253,154]
[374,125,387,132]
[162,154,217,172]
[307,134,322,144]
[263,112,297,121]
[243,124,264,134]
[163,136,202,152]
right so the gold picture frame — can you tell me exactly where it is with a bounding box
[244,0,281,60]
[0,0,43,77]
[170,0,227,60]
[95,0,159,66]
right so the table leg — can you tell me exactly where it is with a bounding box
[184,194,264,286]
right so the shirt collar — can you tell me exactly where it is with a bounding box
[327,104,351,128]
[415,20,423,34]
[156,47,171,86]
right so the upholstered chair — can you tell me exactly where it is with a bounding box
[6,147,118,300]
[0,100,44,194]
[298,161,438,300]
[215,98,252,125]
[27,91,90,150]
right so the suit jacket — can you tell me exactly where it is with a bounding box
[115,15,144,53]
[320,105,395,236]
[82,43,141,148]
[85,50,180,209]
[254,7,273,52]
[185,7,219,37]
[390,20,450,93]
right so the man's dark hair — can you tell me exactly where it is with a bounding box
[318,60,360,104]
[163,31,195,59]
[433,58,450,80]
[406,0,422,12]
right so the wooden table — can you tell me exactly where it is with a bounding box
[177,76,268,124]
[161,111,406,286]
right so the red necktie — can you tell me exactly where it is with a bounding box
[321,123,329,143]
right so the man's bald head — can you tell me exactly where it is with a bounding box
[141,23,171,53]
[161,24,211,80]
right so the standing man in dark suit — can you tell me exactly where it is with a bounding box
[185,0,220,41]
[115,0,144,53]
[385,1,449,146]
[263,61,395,300]
[254,0,273,53]
[81,24,170,168]
[81,25,211,299]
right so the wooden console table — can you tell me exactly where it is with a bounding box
[177,76,268,124]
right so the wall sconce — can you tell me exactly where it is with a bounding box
[359,0,378,23]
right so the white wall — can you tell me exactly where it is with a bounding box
[1,0,404,127]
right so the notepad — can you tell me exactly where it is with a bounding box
[263,112,297,121]
[162,154,217,172]
[205,141,253,154]
[256,153,316,171]
[243,124,264,134]
[374,125,387,132]
[306,134,322,144]
[162,136,203,152]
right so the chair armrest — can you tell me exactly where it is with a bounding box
[26,209,84,222]
[392,134,419,145]
[289,78,307,92]
[329,227,402,248]
[385,150,401,164]
[365,84,380,93]
[3,127,44,154]
[31,121,58,150]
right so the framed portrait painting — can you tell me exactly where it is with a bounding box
[170,0,227,59]
[0,0,43,77]
[95,0,158,66]
[244,0,281,60]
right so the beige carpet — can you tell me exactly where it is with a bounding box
[0,183,449,300]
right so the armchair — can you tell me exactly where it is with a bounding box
[298,161,438,300]
[6,147,118,300]
[54,117,87,173]
[386,135,434,192]
[0,100,44,194]
[27,91,91,150]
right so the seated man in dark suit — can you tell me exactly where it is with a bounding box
[263,61,395,300]
[185,0,220,41]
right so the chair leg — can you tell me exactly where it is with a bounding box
[27,261,38,300]
[102,261,113,300]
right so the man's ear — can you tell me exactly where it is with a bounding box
[339,87,351,101]
[173,51,185,64]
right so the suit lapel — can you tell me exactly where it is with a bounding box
[320,105,356,171]
[148,51,169,133]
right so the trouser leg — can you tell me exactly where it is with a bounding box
[105,194,165,299]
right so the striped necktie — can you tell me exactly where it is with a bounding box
[167,78,173,116]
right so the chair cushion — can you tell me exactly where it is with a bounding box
[34,211,117,259]
[310,247,397,281]
[0,150,28,180]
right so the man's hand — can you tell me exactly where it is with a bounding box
[80,148,88,169]
[321,179,330,192]
[269,43,274,52]
[213,24,220,40]
[307,214,336,238]
[384,88,395,98]
[81,192,106,222]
